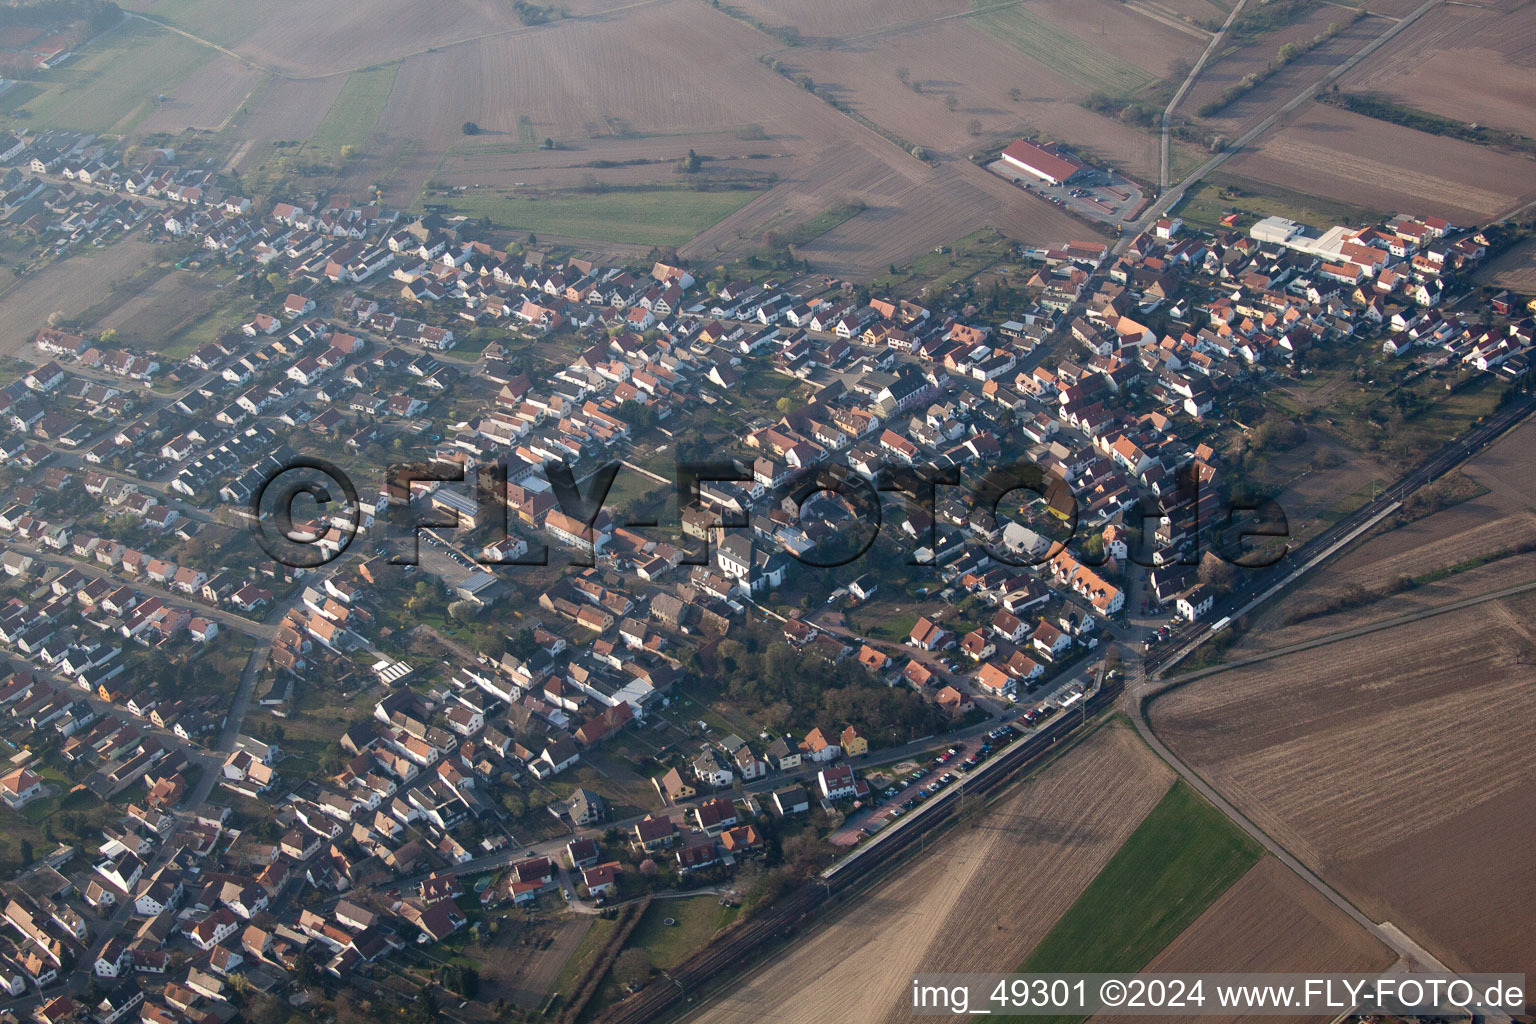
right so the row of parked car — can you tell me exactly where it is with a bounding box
[1019,703,1060,727]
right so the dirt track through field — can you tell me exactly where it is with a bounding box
[1152,596,1536,975]
[687,724,1174,1024]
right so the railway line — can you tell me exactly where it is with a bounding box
[1146,391,1536,676]
[592,680,1124,1024]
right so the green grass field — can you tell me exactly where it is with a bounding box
[620,896,740,971]
[424,186,763,247]
[13,19,212,134]
[967,1,1154,96]
[1174,173,1383,233]
[305,63,398,159]
[1008,781,1263,1021]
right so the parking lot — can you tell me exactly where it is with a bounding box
[830,717,1073,845]
[987,160,1146,226]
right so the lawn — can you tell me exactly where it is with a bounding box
[967,0,1153,96]
[13,19,212,134]
[1009,781,1263,1020]
[305,63,399,160]
[619,896,740,971]
[422,186,765,247]
[1174,173,1384,233]
[550,914,612,999]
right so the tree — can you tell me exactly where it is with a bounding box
[613,948,652,991]
[944,94,959,112]
[1198,550,1238,594]
[340,144,357,162]
[18,838,33,866]
[1008,86,1022,102]
[442,964,479,999]
[1276,42,1300,65]
[682,148,702,173]
[462,121,481,135]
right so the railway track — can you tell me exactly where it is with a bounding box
[593,681,1124,1024]
[1146,391,1536,676]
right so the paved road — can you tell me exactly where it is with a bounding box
[14,545,274,639]
[1156,577,1536,687]
[1148,390,1536,675]
[1126,653,1477,983]
[1123,0,1443,245]
[1160,0,1251,192]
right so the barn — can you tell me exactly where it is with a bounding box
[1001,139,1091,186]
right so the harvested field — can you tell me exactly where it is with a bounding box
[1339,3,1536,139]
[128,0,519,77]
[133,54,261,134]
[1152,596,1536,975]
[0,238,164,362]
[1093,858,1393,1024]
[91,267,243,353]
[1137,0,1229,27]
[1226,101,1536,224]
[1185,9,1380,132]
[966,0,1163,95]
[688,723,1175,1024]
[1476,237,1536,296]
[1028,0,1206,81]
[15,18,212,134]
[784,19,1163,179]
[225,75,347,165]
[726,0,967,40]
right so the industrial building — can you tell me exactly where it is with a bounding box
[1000,139,1092,186]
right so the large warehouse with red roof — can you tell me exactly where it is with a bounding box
[1000,139,1092,186]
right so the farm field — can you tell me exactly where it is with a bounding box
[304,63,399,162]
[123,0,519,76]
[1092,858,1394,1024]
[1184,10,1381,134]
[1015,781,1263,977]
[965,0,1165,96]
[1336,2,1536,139]
[1225,101,1536,225]
[0,238,165,361]
[689,723,1175,1024]
[781,19,1165,181]
[133,54,261,134]
[1151,597,1536,977]
[1224,416,1536,652]
[9,18,212,134]
[1476,237,1536,296]
[121,0,1141,267]
[423,187,765,247]
[724,0,968,40]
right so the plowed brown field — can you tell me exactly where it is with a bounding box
[1152,596,1536,975]
[688,724,1175,1024]
[1226,102,1536,223]
[1339,2,1536,138]
[1094,858,1393,1024]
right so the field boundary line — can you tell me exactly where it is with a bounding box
[1123,0,1443,243]
[1149,576,1536,690]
